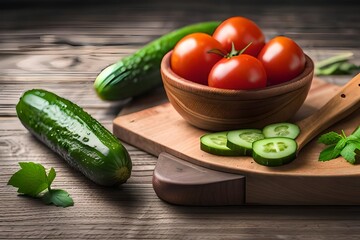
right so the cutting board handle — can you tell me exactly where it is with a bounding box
[296,73,360,151]
[152,152,245,206]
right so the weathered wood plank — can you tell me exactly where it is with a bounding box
[1,1,360,239]
[0,120,156,185]
[1,50,358,118]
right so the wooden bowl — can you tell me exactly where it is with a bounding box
[161,51,314,131]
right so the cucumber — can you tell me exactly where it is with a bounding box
[94,21,220,101]
[200,132,240,156]
[16,89,132,186]
[252,137,298,166]
[227,129,264,156]
[262,122,300,139]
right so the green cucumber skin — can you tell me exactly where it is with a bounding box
[252,138,297,167]
[94,21,220,101]
[262,122,300,139]
[16,89,132,186]
[226,141,251,156]
[200,132,241,156]
[252,151,296,167]
[200,142,240,156]
[226,129,264,156]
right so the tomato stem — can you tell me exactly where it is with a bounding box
[207,42,253,59]
[227,42,253,58]
[239,42,253,55]
[207,48,226,57]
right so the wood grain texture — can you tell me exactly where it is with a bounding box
[113,78,360,204]
[113,79,354,176]
[296,73,360,150]
[1,0,360,239]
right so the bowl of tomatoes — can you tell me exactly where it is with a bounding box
[161,16,314,131]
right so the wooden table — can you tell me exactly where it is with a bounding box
[1,1,360,239]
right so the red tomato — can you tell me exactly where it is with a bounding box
[208,54,267,90]
[171,33,225,85]
[212,16,265,57]
[257,36,306,86]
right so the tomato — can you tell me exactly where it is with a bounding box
[212,16,265,57]
[170,33,225,85]
[257,36,306,86]
[208,54,267,90]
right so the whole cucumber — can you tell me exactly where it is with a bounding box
[94,21,220,101]
[16,89,132,186]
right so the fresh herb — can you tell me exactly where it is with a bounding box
[318,128,360,164]
[315,52,360,76]
[42,189,74,207]
[7,162,74,208]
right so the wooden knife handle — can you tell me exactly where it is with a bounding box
[296,73,360,151]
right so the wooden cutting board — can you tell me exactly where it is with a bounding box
[113,78,360,205]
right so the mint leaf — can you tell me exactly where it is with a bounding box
[351,127,360,139]
[346,135,359,142]
[330,138,348,159]
[318,127,360,165]
[319,145,338,161]
[7,162,49,197]
[341,143,358,164]
[318,132,342,145]
[334,138,348,150]
[318,139,345,162]
[42,189,74,208]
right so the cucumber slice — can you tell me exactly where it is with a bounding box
[252,137,298,166]
[263,122,300,139]
[200,132,240,156]
[227,129,264,156]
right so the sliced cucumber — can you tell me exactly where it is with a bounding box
[227,129,264,156]
[263,122,300,139]
[200,132,240,156]
[252,137,298,166]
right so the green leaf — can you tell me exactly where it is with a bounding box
[47,168,56,187]
[346,135,360,142]
[315,62,343,76]
[338,62,360,73]
[351,126,360,139]
[315,52,360,76]
[315,52,353,69]
[317,132,342,145]
[316,62,360,76]
[334,138,348,151]
[340,143,358,164]
[7,162,49,197]
[8,162,74,207]
[318,126,360,164]
[42,189,74,208]
[319,145,339,161]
